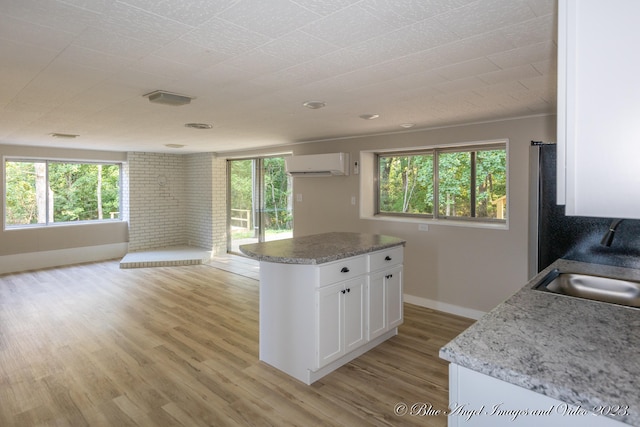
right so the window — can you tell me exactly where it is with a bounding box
[5,159,121,227]
[227,156,293,254]
[376,143,507,222]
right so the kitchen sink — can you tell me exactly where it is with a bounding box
[535,269,640,308]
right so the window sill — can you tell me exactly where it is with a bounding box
[5,220,125,231]
[362,214,509,230]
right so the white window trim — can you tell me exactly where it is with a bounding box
[3,156,124,230]
[359,139,509,230]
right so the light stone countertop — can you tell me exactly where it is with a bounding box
[440,259,640,426]
[239,232,405,264]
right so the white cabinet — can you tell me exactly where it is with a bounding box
[367,246,403,340]
[385,266,403,329]
[316,277,366,368]
[258,245,404,385]
[557,0,640,218]
[367,273,386,339]
[448,364,627,427]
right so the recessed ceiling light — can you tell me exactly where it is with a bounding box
[303,101,326,109]
[184,123,213,129]
[359,114,380,120]
[400,123,416,128]
[144,90,193,106]
[165,144,186,148]
[49,133,79,139]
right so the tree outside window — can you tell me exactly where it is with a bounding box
[379,154,433,215]
[5,160,121,227]
[377,143,507,222]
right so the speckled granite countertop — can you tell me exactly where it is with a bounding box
[239,232,405,264]
[440,259,640,426]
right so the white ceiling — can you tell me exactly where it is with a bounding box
[0,0,557,154]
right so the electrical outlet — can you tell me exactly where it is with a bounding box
[418,224,429,231]
[296,193,303,202]
[351,196,356,205]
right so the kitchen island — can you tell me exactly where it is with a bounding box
[440,259,640,426]
[240,232,405,385]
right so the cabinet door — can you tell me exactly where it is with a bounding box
[317,283,343,368]
[558,0,640,218]
[343,277,366,353]
[449,364,627,427]
[367,272,386,340]
[316,277,367,369]
[386,266,403,329]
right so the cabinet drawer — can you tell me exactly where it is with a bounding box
[318,256,367,287]
[368,246,403,272]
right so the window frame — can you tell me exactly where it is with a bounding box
[373,141,508,225]
[4,157,123,229]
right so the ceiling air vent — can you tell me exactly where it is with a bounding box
[49,133,79,139]
[185,123,213,129]
[145,90,192,106]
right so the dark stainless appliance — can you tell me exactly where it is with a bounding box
[535,143,640,272]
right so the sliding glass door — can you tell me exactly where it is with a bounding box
[227,156,292,254]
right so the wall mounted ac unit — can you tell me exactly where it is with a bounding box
[285,153,350,177]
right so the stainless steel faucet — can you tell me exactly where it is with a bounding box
[601,219,625,247]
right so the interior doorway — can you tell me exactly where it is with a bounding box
[227,156,293,254]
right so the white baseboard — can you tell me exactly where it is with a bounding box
[404,294,486,320]
[0,243,128,274]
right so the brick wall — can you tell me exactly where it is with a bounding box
[120,160,130,223]
[185,153,213,250]
[127,152,186,251]
[211,156,227,255]
[127,152,227,255]
[184,153,228,254]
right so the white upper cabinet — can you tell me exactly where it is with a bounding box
[557,0,640,218]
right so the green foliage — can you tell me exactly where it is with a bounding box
[49,163,120,222]
[229,157,292,232]
[438,152,471,216]
[379,154,433,214]
[229,159,253,211]
[5,162,40,225]
[476,149,507,218]
[262,157,292,230]
[5,160,121,225]
[378,147,507,220]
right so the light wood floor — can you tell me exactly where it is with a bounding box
[0,260,474,426]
